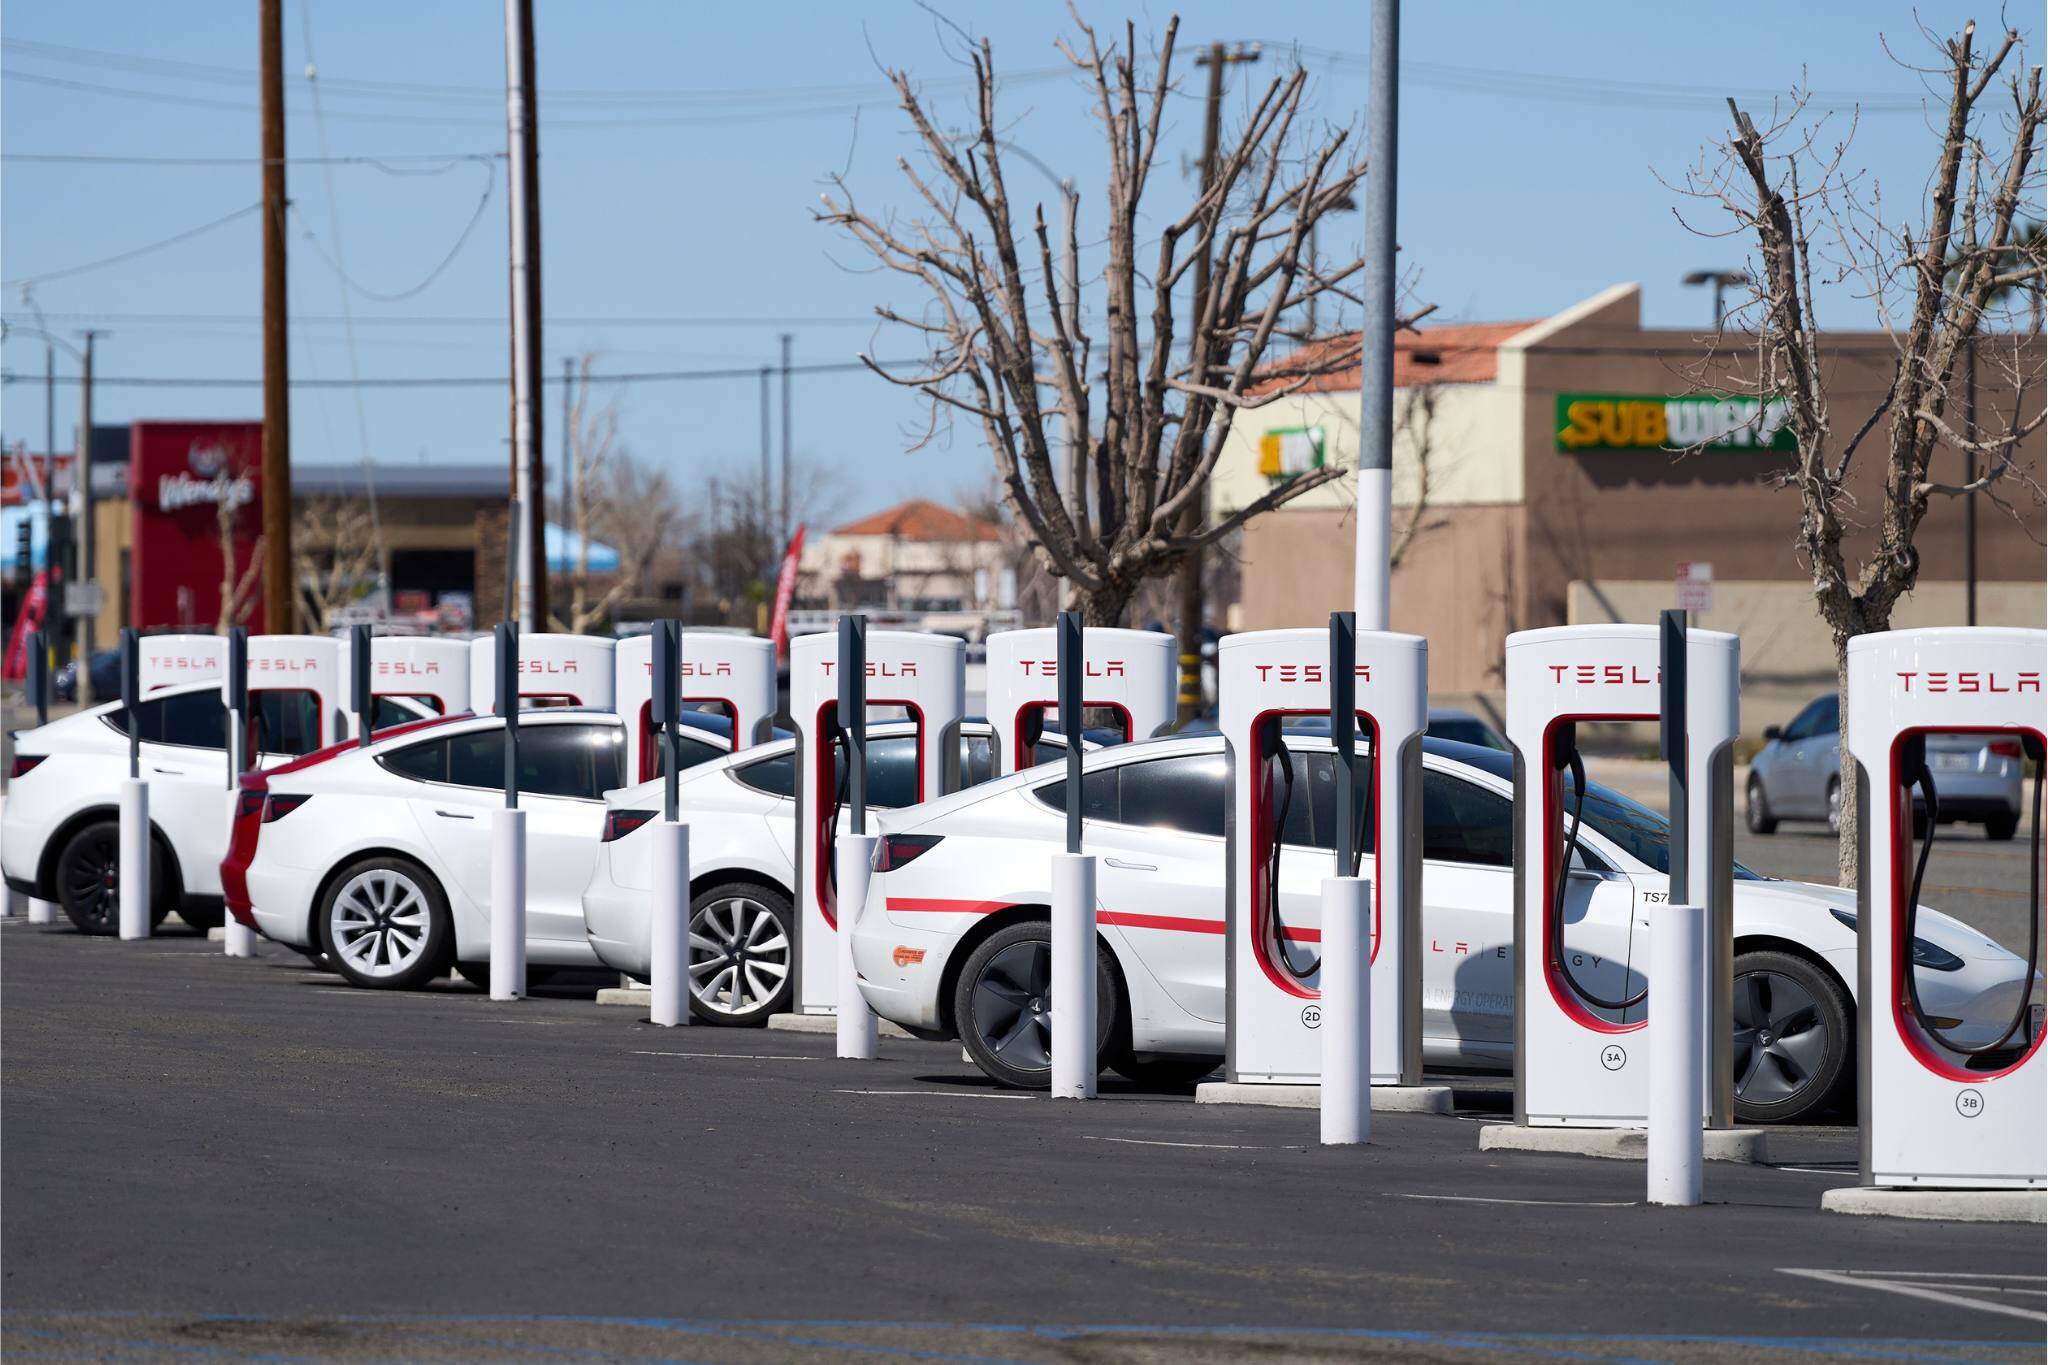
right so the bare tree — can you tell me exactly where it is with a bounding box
[1388,382,1445,572]
[1681,19,2044,880]
[209,445,263,633]
[820,12,1431,625]
[551,354,624,634]
[290,497,379,632]
[599,453,682,600]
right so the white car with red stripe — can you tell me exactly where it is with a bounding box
[850,733,2036,1119]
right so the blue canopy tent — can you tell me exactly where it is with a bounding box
[545,523,619,574]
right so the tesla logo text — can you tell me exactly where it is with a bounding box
[1547,663,1658,685]
[375,661,440,676]
[1017,659,1126,678]
[639,661,735,677]
[250,658,317,672]
[143,655,213,672]
[891,946,925,967]
[1896,670,2040,694]
[820,661,918,678]
[1251,664,1371,684]
[519,660,579,674]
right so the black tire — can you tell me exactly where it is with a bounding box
[1744,775,1778,834]
[954,919,1121,1090]
[689,881,796,1026]
[453,960,489,990]
[316,855,453,990]
[1985,814,2019,841]
[54,820,172,935]
[1732,948,1853,1125]
[1111,1052,1223,1089]
[178,902,225,932]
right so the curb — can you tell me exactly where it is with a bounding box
[1195,1081,1457,1114]
[1821,1186,2045,1223]
[1477,1123,1769,1163]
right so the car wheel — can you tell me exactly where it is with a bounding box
[453,960,489,990]
[1732,949,1851,1124]
[1745,775,1778,834]
[178,902,225,933]
[1985,814,2018,841]
[1825,778,1842,836]
[954,920,1120,1090]
[1110,1052,1223,1089]
[317,856,452,990]
[688,882,795,1026]
[55,820,171,935]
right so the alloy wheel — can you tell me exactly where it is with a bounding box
[1733,969,1827,1107]
[688,895,791,1017]
[971,939,1054,1072]
[328,869,433,979]
[61,830,121,931]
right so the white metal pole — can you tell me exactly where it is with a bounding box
[118,777,150,940]
[1352,0,1399,632]
[835,832,880,1059]
[649,819,691,1027]
[29,895,57,924]
[1050,851,1098,1099]
[1320,875,1372,1144]
[1649,901,1706,1206]
[490,806,527,1000]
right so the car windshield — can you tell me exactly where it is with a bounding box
[1566,776,1764,880]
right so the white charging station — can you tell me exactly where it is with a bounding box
[615,631,778,782]
[245,635,346,747]
[983,627,1175,775]
[1844,626,2043,1191]
[341,635,472,718]
[790,627,965,1016]
[1218,626,1427,1087]
[137,634,225,694]
[1504,623,1737,1129]
[468,631,616,712]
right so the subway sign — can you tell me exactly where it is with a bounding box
[1556,394,1796,454]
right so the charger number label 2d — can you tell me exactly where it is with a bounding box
[1300,1004,1322,1030]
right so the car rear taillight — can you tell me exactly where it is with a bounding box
[262,793,311,823]
[875,834,943,872]
[1987,737,2025,760]
[9,754,47,779]
[602,809,657,843]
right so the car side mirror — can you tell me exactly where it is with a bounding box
[1762,725,1782,743]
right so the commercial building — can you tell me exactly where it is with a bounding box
[797,498,1016,636]
[1213,283,2045,723]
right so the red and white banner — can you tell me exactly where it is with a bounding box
[768,524,806,660]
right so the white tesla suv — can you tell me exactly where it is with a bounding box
[2,682,432,935]
[583,721,1089,1025]
[849,734,2039,1123]
[227,708,740,989]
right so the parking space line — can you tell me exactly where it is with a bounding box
[833,1089,1033,1101]
[1392,1194,1637,1208]
[1780,1268,2048,1324]
[633,1050,828,1060]
[1083,1136,1294,1150]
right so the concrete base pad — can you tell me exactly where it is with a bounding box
[1821,1186,2045,1223]
[595,987,649,1007]
[767,1012,912,1040]
[1195,1081,1456,1114]
[1478,1124,1768,1164]
[205,927,227,943]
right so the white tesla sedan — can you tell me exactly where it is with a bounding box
[226,708,740,989]
[2,682,432,935]
[848,734,2039,1123]
[583,721,1088,1024]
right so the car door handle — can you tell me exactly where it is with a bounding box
[1104,857,1157,871]
[151,766,185,776]
[434,809,477,820]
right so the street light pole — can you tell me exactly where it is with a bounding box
[76,329,98,673]
[1353,1,1398,633]
[260,0,293,633]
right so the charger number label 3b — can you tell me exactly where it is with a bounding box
[1955,1088,1984,1119]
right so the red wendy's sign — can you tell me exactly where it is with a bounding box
[129,421,263,630]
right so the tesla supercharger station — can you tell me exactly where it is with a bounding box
[244,634,346,746]
[1505,622,1737,1130]
[137,633,225,695]
[1219,624,1427,1088]
[615,631,777,781]
[1844,626,2043,1193]
[468,631,616,712]
[340,635,472,719]
[984,626,1175,775]
[790,625,966,1018]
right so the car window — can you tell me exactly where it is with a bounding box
[1422,769,1513,867]
[828,735,923,810]
[370,696,422,732]
[1117,754,1228,838]
[654,734,725,778]
[960,732,995,788]
[1030,738,1068,767]
[1031,766,1119,822]
[110,690,228,750]
[733,749,797,799]
[253,690,323,756]
[1291,751,1375,853]
[433,724,616,799]
[1561,775,1764,880]
[1782,698,1833,742]
[381,737,449,784]
[1262,752,1320,848]
[1427,717,1505,751]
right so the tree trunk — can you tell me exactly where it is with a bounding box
[1077,580,1132,628]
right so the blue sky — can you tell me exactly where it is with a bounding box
[1,1,2030,522]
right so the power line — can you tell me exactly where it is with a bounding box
[2,151,505,166]
[0,200,263,288]
[0,357,920,389]
[1,310,881,328]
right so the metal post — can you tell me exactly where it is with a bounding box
[650,820,690,1027]
[1964,336,1977,627]
[651,620,681,822]
[29,629,49,727]
[759,365,773,549]
[350,623,372,746]
[839,615,866,834]
[1057,612,1084,856]
[1661,610,1688,911]
[117,627,148,939]
[491,620,526,999]
[779,334,793,546]
[1322,610,1370,1143]
[1051,609,1096,1097]
[1352,0,1399,632]
[77,331,98,675]
[495,621,519,808]
[260,0,292,633]
[835,613,878,1058]
[119,628,139,781]
[1330,612,1357,877]
[504,0,545,632]
[223,626,256,957]
[1649,901,1706,1205]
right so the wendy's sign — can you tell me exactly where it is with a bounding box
[129,421,264,629]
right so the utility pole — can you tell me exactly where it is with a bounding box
[1963,334,1977,627]
[778,333,793,548]
[504,0,546,630]
[1175,41,1260,723]
[259,0,293,634]
[1352,0,1398,632]
[758,364,772,556]
[76,330,98,672]
[560,353,572,550]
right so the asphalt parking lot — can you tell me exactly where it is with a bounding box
[5,920,2042,1364]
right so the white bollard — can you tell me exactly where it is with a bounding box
[1649,901,1706,1207]
[649,819,691,1027]
[118,778,151,940]
[835,833,881,1059]
[490,807,527,1001]
[1320,875,1372,1144]
[29,896,57,924]
[1050,851,1098,1099]
[221,791,256,958]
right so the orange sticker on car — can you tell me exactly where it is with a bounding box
[892,946,926,967]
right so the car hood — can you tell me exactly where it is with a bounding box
[1739,876,2022,963]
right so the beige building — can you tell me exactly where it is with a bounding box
[1215,284,2045,727]
[799,498,1013,618]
